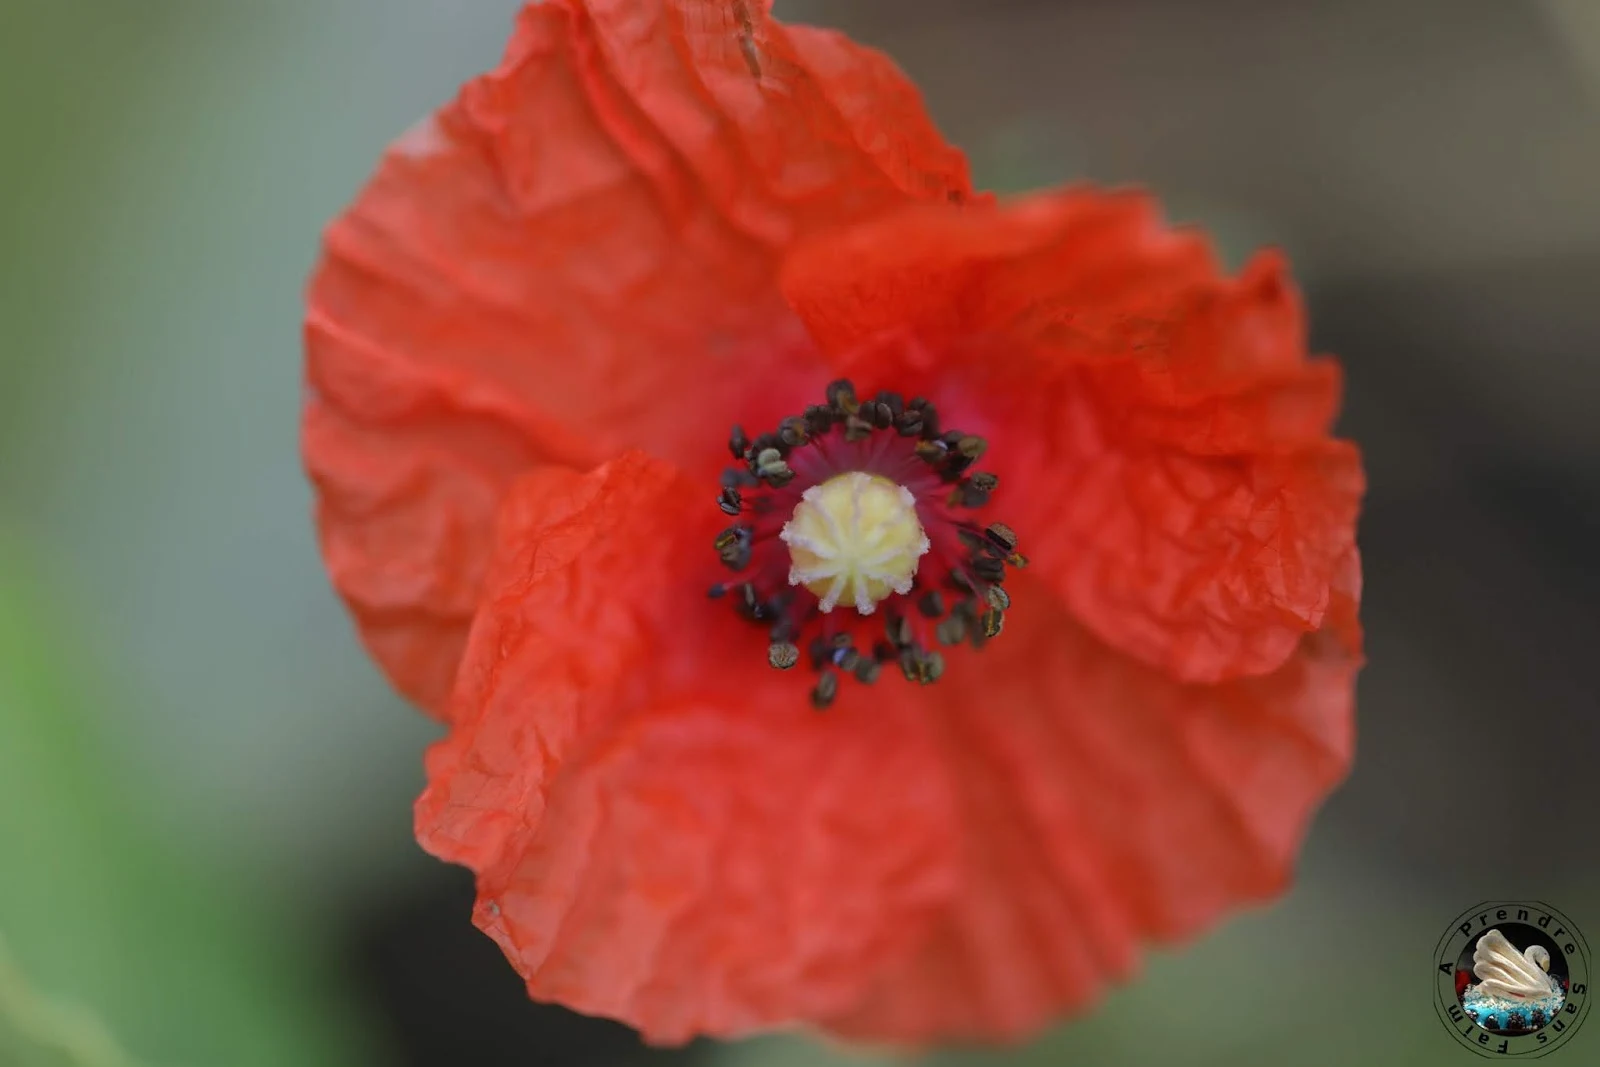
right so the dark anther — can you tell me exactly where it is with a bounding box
[826,636,862,671]
[952,480,990,508]
[909,398,940,439]
[720,468,760,489]
[733,582,762,620]
[985,585,1012,611]
[748,432,785,459]
[768,641,800,670]
[808,636,831,670]
[811,671,839,710]
[979,607,1004,639]
[984,522,1019,552]
[935,615,967,646]
[972,556,1007,583]
[914,440,947,463]
[825,379,859,414]
[853,658,882,684]
[754,447,794,486]
[917,590,945,618]
[872,640,898,663]
[885,614,913,648]
[948,569,975,593]
[715,525,753,569]
[873,391,905,418]
[707,583,728,599]
[899,647,946,685]
[803,404,836,435]
[956,529,988,553]
[717,486,743,516]
[769,616,799,644]
[943,457,975,479]
[728,424,750,459]
[896,648,917,681]
[778,416,809,448]
[957,435,988,460]
[894,409,925,437]
[968,472,998,493]
[843,414,875,442]
[868,401,894,429]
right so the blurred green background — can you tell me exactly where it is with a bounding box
[3,1,1598,1065]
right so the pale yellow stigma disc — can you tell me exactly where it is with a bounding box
[779,472,930,614]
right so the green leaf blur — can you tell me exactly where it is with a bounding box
[0,539,360,1067]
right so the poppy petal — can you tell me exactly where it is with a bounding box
[415,451,960,1043]
[303,0,975,713]
[818,565,1361,1043]
[416,447,1359,1044]
[780,190,1363,683]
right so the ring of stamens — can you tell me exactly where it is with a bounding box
[710,379,1027,709]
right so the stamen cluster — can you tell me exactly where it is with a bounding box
[709,380,1027,708]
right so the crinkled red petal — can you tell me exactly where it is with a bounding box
[416,448,1360,1044]
[818,562,1361,1044]
[303,0,976,714]
[781,190,1363,684]
[416,452,961,1043]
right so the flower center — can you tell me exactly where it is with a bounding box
[781,473,930,613]
[709,379,1026,709]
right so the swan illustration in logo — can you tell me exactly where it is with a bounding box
[1473,929,1561,999]
[1462,928,1567,1032]
[1434,902,1590,1056]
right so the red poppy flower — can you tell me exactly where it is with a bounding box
[303,0,1363,1046]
